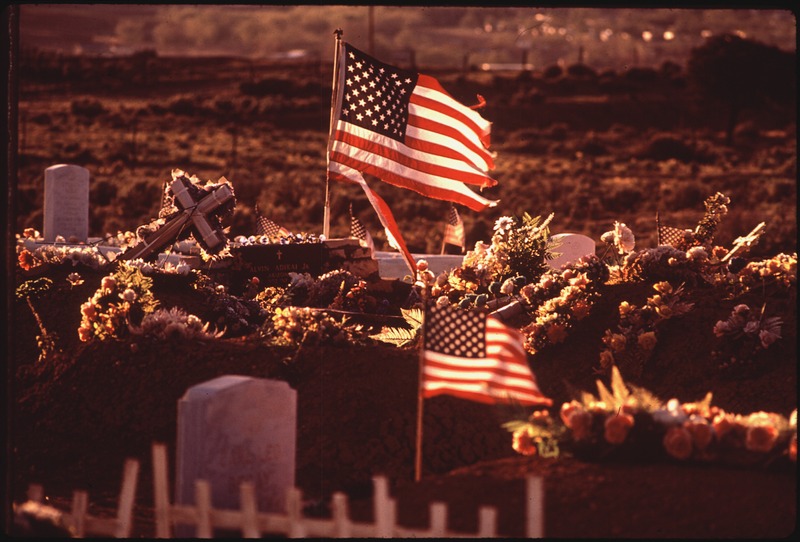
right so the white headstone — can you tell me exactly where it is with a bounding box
[176,375,296,535]
[43,164,90,243]
[547,233,596,270]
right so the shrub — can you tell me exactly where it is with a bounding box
[637,133,696,163]
[70,99,106,119]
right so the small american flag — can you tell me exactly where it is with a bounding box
[656,212,694,248]
[349,203,375,253]
[255,205,290,239]
[422,305,552,407]
[328,42,498,212]
[442,204,465,252]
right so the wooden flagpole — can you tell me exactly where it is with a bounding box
[414,305,428,482]
[323,29,344,239]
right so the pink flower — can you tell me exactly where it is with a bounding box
[512,427,538,456]
[684,417,714,450]
[604,413,634,444]
[745,423,779,453]
[663,426,693,460]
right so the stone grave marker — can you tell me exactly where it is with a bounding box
[42,164,90,243]
[547,233,596,270]
[176,375,296,536]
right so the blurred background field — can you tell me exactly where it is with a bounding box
[13,6,797,257]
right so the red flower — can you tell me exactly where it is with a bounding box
[512,427,538,456]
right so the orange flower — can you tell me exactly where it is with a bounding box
[604,412,634,444]
[78,326,93,342]
[684,417,713,450]
[18,249,35,271]
[663,426,693,460]
[745,423,779,453]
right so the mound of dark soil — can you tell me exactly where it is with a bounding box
[8,262,797,538]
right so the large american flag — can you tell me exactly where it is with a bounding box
[422,305,552,406]
[328,42,498,212]
[442,204,465,252]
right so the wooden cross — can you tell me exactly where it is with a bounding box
[721,222,766,263]
[119,178,234,261]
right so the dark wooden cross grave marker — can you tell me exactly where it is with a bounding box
[119,176,234,262]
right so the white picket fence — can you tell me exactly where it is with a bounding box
[21,444,544,538]
[23,458,139,538]
[151,442,545,538]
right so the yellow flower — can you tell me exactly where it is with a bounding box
[653,281,673,295]
[618,301,634,316]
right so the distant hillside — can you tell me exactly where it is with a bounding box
[18,6,796,70]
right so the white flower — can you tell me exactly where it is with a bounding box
[493,216,515,233]
[435,296,450,308]
[500,278,515,295]
[686,246,708,262]
[614,222,635,253]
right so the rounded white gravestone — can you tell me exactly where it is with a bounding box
[43,164,90,243]
[175,375,296,536]
[547,233,596,270]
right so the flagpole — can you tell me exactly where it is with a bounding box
[324,29,344,239]
[415,307,427,482]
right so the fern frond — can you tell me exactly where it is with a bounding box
[401,307,424,328]
[369,326,418,347]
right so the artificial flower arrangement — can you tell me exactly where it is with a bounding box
[77,262,160,343]
[506,367,797,468]
[597,280,694,374]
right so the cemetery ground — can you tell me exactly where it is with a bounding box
[9,54,798,537]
